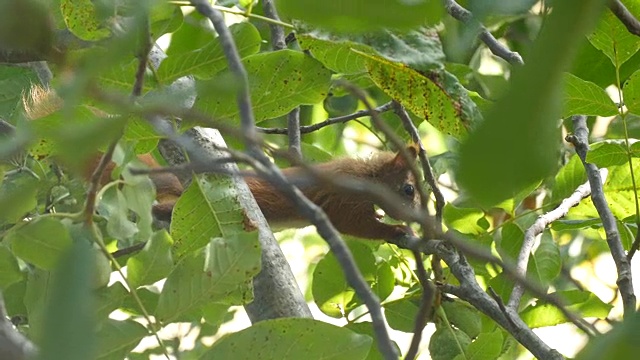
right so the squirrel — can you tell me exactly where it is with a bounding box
[23,86,420,241]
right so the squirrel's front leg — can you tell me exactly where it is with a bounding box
[329,205,410,241]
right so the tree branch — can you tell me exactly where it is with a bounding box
[507,176,596,311]
[405,251,435,360]
[257,101,395,135]
[565,115,637,319]
[609,0,640,36]
[0,291,37,360]
[424,240,564,360]
[444,0,524,65]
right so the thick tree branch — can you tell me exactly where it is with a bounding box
[424,240,564,360]
[146,37,313,321]
[507,176,596,310]
[566,115,636,319]
[609,0,640,36]
[444,0,524,65]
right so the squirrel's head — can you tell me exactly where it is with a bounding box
[375,144,420,219]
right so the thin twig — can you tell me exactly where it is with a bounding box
[444,0,524,65]
[287,107,302,159]
[392,101,445,231]
[131,15,152,98]
[405,251,434,360]
[488,287,518,329]
[566,115,637,319]
[260,0,301,158]
[609,0,640,36]
[83,142,117,225]
[257,102,395,135]
[191,0,261,156]
[507,176,596,310]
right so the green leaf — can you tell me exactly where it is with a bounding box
[171,174,250,258]
[298,29,445,75]
[158,22,262,84]
[588,1,640,66]
[297,35,373,74]
[550,154,587,203]
[520,290,612,328]
[31,107,127,173]
[95,319,148,360]
[0,175,39,225]
[8,217,73,270]
[429,326,471,360]
[345,322,400,360]
[195,50,332,124]
[97,187,139,242]
[631,141,640,158]
[0,1,54,58]
[276,0,442,33]
[127,230,174,288]
[0,66,39,119]
[576,312,640,360]
[200,318,372,360]
[0,245,23,289]
[458,0,607,206]
[530,231,561,285]
[149,1,183,39]
[442,300,482,339]
[466,330,504,360]
[358,51,473,138]
[60,0,110,41]
[313,241,394,318]
[562,73,617,117]
[155,233,261,322]
[24,269,52,342]
[384,298,419,333]
[443,204,489,235]
[623,68,640,114]
[123,118,161,154]
[599,158,640,219]
[551,218,601,231]
[95,282,129,321]
[496,223,524,262]
[617,219,634,250]
[40,240,96,360]
[586,142,629,167]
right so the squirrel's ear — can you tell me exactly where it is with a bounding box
[391,143,419,168]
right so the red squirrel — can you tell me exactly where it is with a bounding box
[24,87,420,240]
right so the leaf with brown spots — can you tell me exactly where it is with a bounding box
[60,0,110,41]
[357,51,469,139]
[200,318,372,360]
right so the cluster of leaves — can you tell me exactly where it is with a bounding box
[0,0,640,359]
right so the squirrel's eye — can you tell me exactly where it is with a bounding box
[402,184,415,197]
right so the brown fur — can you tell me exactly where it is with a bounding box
[244,146,419,240]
